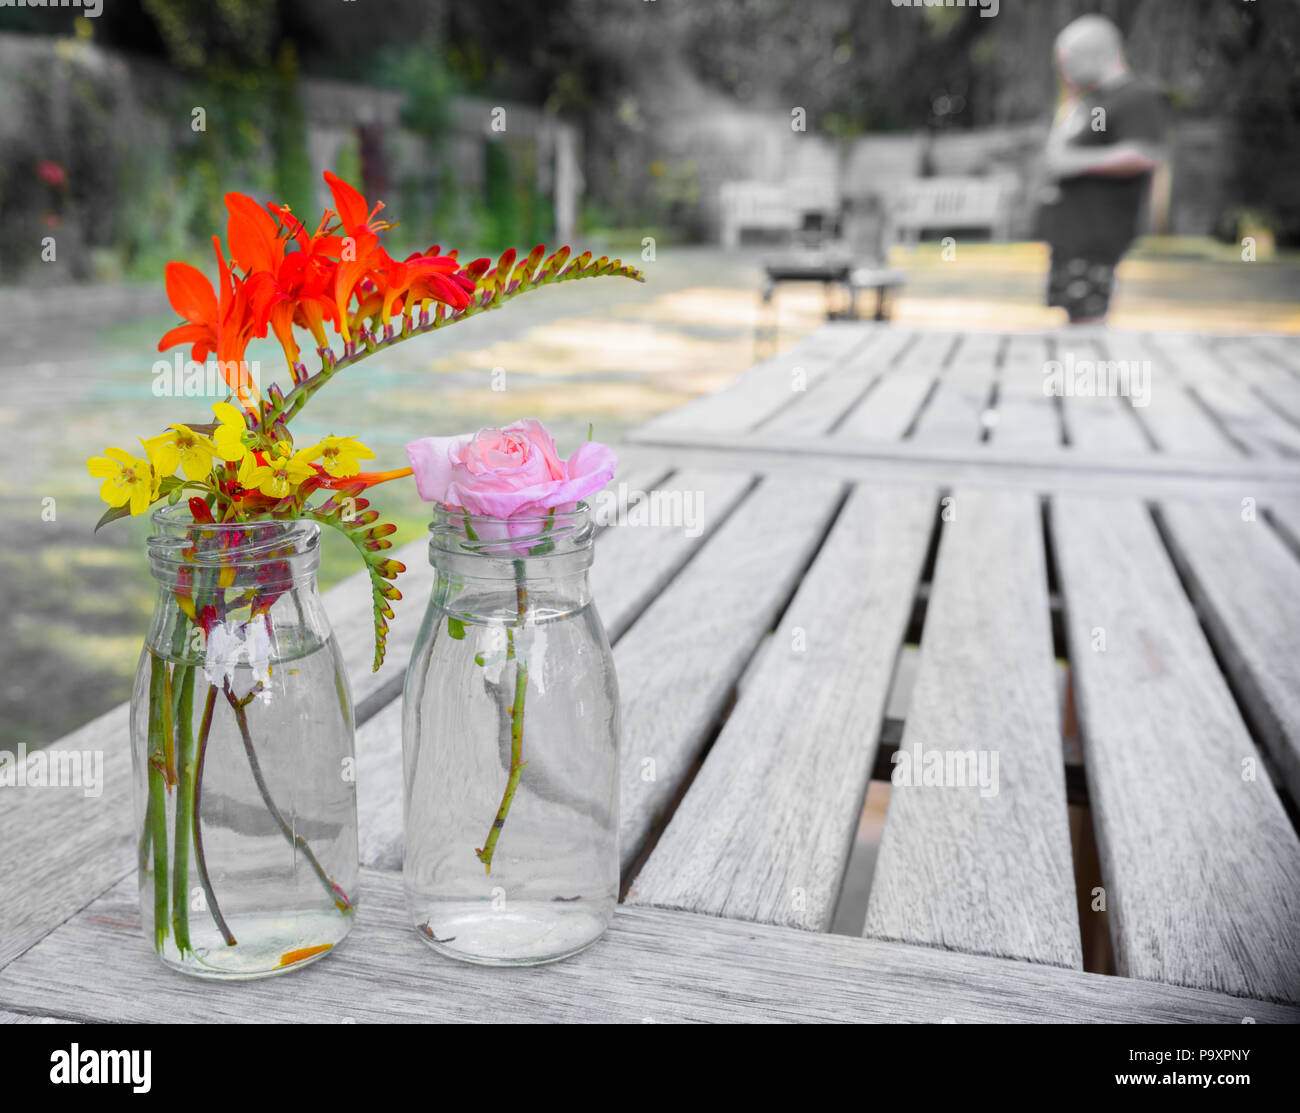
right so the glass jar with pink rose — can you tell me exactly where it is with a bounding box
[401,421,621,965]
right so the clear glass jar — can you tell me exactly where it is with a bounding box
[130,507,358,979]
[403,502,620,965]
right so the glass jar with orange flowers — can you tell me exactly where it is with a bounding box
[134,507,357,977]
[88,171,643,978]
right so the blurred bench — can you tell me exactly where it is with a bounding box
[719,178,838,248]
[721,175,1016,252]
[886,176,1015,245]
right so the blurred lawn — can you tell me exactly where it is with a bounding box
[2,240,1298,750]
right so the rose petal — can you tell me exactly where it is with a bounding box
[506,418,566,480]
[405,435,467,504]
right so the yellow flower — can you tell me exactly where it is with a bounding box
[142,424,217,481]
[239,441,315,499]
[296,434,376,479]
[86,447,156,517]
[212,402,252,463]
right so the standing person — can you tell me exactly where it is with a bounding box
[1038,15,1168,325]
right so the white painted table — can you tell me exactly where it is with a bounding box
[4,324,1300,1021]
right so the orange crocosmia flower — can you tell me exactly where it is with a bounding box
[213,238,261,401]
[323,170,386,237]
[319,172,479,340]
[407,247,477,312]
[273,202,345,346]
[226,192,339,366]
[157,239,262,405]
[224,190,284,274]
[158,260,219,364]
[372,247,475,327]
[323,172,386,343]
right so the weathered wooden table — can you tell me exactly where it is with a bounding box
[4,324,1300,1022]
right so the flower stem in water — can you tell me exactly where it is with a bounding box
[475,560,530,874]
[192,682,237,945]
[145,652,171,952]
[224,686,354,912]
[170,664,196,955]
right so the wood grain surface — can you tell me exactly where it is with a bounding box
[1053,494,1300,1004]
[628,484,934,929]
[864,489,1082,968]
[2,870,1294,1024]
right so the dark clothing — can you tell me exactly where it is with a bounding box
[1039,75,1167,268]
[1047,255,1116,321]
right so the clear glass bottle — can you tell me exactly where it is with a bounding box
[130,507,358,979]
[403,502,620,965]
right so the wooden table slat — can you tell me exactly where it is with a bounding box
[1052,495,1300,1004]
[624,427,1300,495]
[1242,335,1300,388]
[636,323,874,436]
[835,332,956,442]
[1151,334,1300,459]
[1157,496,1300,807]
[590,468,755,644]
[1265,496,1300,557]
[3,871,1295,1024]
[626,483,935,929]
[908,332,1000,448]
[989,336,1060,450]
[1113,334,1242,458]
[759,327,915,436]
[616,475,845,871]
[1052,335,1153,455]
[1214,336,1300,425]
[0,705,134,971]
[0,1008,70,1025]
[864,489,1083,968]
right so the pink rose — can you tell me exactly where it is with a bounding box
[405,419,616,519]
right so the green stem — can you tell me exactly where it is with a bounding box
[274,309,454,427]
[475,560,530,874]
[170,664,196,955]
[192,682,237,946]
[145,652,170,952]
[268,253,643,430]
[137,790,153,871]
[224,686,354,912]
[187,558,238,947]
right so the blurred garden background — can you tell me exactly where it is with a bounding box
[2,0,1299,750]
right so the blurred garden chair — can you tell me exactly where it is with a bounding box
[755,191,905,357]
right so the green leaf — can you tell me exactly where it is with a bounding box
[447,616,466,639]
[94,503,132,531]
